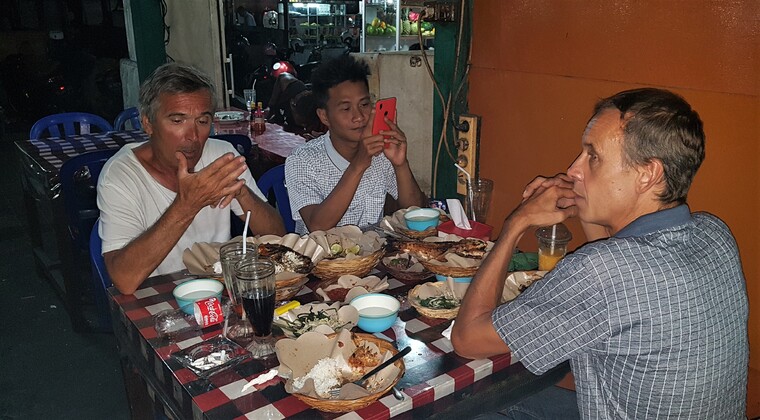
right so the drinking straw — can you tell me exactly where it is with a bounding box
[454,163,475,220]
[550,224,557,255]
[242,211,251,254]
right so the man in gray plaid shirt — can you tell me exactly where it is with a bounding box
[285,55,427,234]
[452,88,748,419]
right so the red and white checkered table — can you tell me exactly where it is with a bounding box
[214,120,306,165]
[108,268,568,420]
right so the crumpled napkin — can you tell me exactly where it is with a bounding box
[446,199,472,230]
[441,320,455,340]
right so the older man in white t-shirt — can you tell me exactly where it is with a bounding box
[97,63,284,295]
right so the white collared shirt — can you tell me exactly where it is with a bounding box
[284,132,399,234]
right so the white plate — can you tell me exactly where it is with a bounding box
[214,111,244,123]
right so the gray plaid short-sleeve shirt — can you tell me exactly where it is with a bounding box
[284,133,399,234]
[493,206,748,419]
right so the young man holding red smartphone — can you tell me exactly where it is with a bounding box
[284,55,427,234]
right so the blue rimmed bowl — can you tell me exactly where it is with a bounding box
[435,274,473,283]
[173,279,224,314]
[403,208,441,232]
[349,293,400,333]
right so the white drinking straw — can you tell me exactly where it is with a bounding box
[550,224,557,254]
[454,163,475,220]
[242,211,251,254]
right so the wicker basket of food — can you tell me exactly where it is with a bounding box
[277,330,405,413]
[255,234,326,300]
[315,274,389,303]
[309,226,386,281]
[276,276,310,301]
[381,252,433,284]
[419,261,478,279]
[408,281,467,320]
[312,248,384,281]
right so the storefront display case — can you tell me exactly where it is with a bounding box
[361,0,435,52]
[287,1,362,63]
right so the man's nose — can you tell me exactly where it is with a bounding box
[567,154,583,180]
[186,121,202,141]
[353,107,367,123]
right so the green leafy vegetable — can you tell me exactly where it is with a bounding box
[281,308,350,337]
[419,296,460,309]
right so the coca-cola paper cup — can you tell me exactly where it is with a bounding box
[194,297,224,328]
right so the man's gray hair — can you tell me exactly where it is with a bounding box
[138,63,216,123]
[593,88,705,205]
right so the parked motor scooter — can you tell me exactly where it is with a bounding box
[246,39,323,107]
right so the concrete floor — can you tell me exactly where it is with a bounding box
[0,133,129,419]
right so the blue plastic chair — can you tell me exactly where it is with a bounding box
[59,149,118,251]
[256,164,295,233]
[113,107,142,131]
[30,112,113,139]
[90,218,113,332]
[215,134,252,157]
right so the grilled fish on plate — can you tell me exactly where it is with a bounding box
[258,243,313,274]
[392,239,488,261]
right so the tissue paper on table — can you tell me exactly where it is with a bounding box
[446,199,472,230]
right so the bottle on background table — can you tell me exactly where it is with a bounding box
[253,101,266,136]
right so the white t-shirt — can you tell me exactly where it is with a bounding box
[97,138,264,277]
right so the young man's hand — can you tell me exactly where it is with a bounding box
[379,116,409,167]
[352,108,386,171]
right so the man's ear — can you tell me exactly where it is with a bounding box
[316,108,329,127]
[142,114,153,136]
[636,158,666,194]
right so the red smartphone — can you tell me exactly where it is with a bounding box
[372,97,397,137]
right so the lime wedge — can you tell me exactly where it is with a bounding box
[346,245,361,255]
[330,243,343,255]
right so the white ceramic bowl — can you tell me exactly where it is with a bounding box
[349,293,400,333]
[403,208,440,231]
[173,279,224,314]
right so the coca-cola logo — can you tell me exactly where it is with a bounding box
[195,297,224,327]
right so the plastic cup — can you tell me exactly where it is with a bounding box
[235,256,276,359]
[466,178,494,223]
[219,241,257,342]
[243,89,256,110]
[535,223,572,271]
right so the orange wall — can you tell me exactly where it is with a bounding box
[469,0,759,373]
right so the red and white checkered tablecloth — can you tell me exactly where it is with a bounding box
[109,269,517,419]
[213,120,306,163]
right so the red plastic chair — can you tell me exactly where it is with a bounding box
[30,112,113,139]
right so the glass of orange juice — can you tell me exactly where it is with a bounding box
[536,223,572,271]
